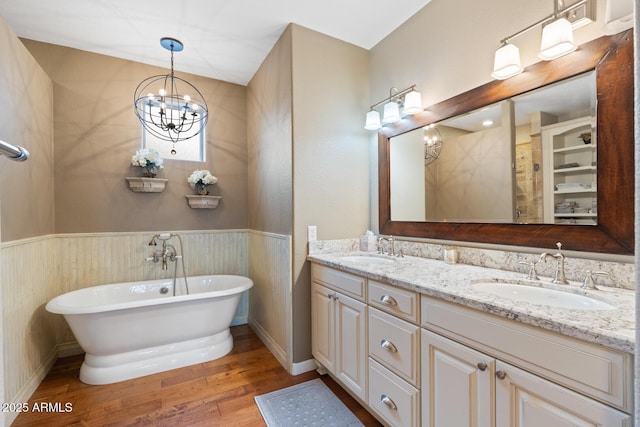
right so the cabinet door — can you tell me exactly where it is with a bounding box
[421,330,494,427]
[495,361,631,427]
[311,282,335,373]
[335,291,367,402]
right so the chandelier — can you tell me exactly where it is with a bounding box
[424,124,443,166]
[134,37,208,154]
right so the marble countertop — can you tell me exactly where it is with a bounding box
[307,252,636,354]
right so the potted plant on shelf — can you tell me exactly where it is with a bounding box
[131,148,164,177]
[187,169,218,195]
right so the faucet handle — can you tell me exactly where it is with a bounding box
[581,270,610,290]
[518,260,539,281]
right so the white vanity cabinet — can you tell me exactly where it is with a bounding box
[367,280,421,426]
[495,360,631,426]
[310,262,633,426]
[311,264,367,401]
[421,329,494,426]
[421,296,633,427]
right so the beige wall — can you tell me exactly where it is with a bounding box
[21,40,248,234]
[0,20,54,242]
[246,28,295,368]
[246,25,370,365]
[291,25,370,362]
[247,28,293,235]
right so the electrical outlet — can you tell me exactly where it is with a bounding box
[307,226,317,242]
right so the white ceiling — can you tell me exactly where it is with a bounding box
[0,0,431,86]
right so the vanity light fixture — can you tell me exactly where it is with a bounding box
[364,85,422,130]
[364,110,382,130]
[382,100,401,124]
[134,37,208,153]
[491,43,523,80]
[491,0,594,80]
[538,17,577,60]
[602,0,633,34]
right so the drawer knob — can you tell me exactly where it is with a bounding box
[477,362,488,371]
[380,294,398,306]
[380,339,398,353]
[496,370,507,380]
[380,394,398,411]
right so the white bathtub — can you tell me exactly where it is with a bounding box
[46,275,253,385]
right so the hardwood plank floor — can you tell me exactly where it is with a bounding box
[12,325,382,426]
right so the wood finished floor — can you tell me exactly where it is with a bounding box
[12,325,382,426]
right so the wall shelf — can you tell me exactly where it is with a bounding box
[542,116,596,224]
[126,177,167,193]
[186,195,221,209]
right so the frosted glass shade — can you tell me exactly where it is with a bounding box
[603,0,633,35]
[491,43,523,80]
[538,18,577,60]
[402,90,423,115]
[382,101,401,124]
[364,110,381,130]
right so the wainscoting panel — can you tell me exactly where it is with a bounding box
[248,231,292,370]
[2,236,59,410]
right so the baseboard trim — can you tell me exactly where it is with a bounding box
[5,346,58,426]
[291,358,317,375]
[248,317,289,372]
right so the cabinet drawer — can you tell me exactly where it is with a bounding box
[369,307,420,387]
[311,263,365,300]
[422,296,633,412]
[368,280,419,324]
[369,358,419,427]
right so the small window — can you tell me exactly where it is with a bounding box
[141,103,206,162]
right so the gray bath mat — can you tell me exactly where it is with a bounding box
[254,379,364,426]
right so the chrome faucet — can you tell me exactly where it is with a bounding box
[147,233,174,269]
[144,233,190,295]
[517,260,539,281]
[581,270,610,290]
[160,240,178,270]
[540,242,569,284]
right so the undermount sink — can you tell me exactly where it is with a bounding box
[338,255,396,265]
[472,281,616,311]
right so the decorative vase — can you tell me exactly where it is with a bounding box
[142,166,159,178]
[195,183,209,195]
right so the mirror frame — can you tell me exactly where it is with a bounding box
[378,31,634,255]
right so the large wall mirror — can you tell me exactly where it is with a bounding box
[378,31,633,255]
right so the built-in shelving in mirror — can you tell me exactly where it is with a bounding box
[379,31,633,255]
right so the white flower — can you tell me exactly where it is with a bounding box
[131,148,164,170]
[187,169,218,189]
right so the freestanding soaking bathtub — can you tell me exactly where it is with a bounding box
[46,275,253,385]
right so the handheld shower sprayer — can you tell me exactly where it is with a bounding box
[148,233,173,246]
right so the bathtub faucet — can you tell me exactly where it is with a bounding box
[145,234,179,270]
[160,242,179,270]
[145,233,190,295]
